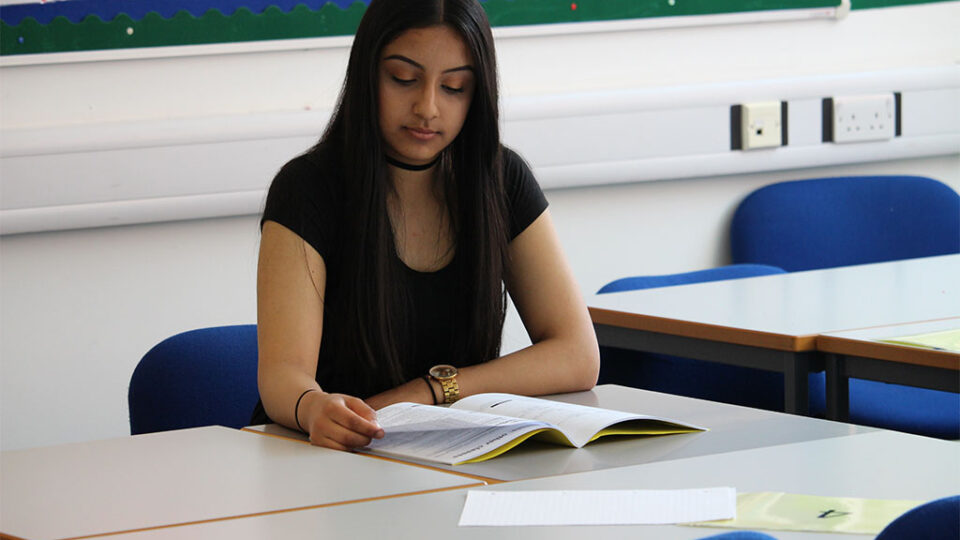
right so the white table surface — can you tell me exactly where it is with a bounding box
[589,254,960,349]
[102,429,960,540]
[248,385,874,481]
[0,426,483,540]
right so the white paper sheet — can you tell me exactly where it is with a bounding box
[458,488,736,527]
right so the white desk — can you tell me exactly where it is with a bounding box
[818,318,960,421]
[0,426,483,540]
[248,385,874,482]
[589,254,960,413]
[102,429,960,540]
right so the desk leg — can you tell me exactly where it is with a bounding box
[783,352,813,415]
[826,354,850,422]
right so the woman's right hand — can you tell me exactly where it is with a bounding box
[299,391,385,450]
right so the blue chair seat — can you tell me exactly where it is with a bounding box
[598,264,787,294]
[843,381,958,440]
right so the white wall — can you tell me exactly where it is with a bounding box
[2,3,958,450]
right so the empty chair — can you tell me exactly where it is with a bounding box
[730,175,960,437]
[128,325,259,435]
[597,264,804,411]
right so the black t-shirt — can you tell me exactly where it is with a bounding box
[251,144,547,424]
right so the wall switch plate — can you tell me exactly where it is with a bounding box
[828,93,896,143]
[740,101,784,150]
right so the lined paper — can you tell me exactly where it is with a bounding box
[458,487,736,526]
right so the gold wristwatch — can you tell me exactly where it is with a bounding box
[428,364,460,404]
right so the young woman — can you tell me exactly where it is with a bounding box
[253,0,599,451]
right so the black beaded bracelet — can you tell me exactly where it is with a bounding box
[294,388,317,433]
[422,375,438,405]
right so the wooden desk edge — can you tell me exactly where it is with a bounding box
[589,307,815,352]
[68,482,485,540]
[817,335,960,369]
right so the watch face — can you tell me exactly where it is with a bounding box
[430,364,457,379]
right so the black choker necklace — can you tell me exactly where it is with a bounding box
[385,154,441,171]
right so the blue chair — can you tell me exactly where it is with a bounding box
[597,264,804,411]
[698,532,777,540]
[730,175,960,437]
[128,325,260,435]
[731,175,960,272]
[876,495,959,540]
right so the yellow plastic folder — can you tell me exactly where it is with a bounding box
[878,328,960,353]
[687,492,923,534]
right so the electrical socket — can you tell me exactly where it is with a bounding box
[828,93,896,143]
[738,101,785,150]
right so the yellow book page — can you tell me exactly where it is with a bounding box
[458,426,625,464]
[455,428,561,465]
[588,424,703,443]
[687,492,923,534]
[878,328,960,353]
[458,422,703,462]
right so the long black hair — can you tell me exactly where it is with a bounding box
[316,0,509,396]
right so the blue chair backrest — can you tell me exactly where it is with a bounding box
[128,325,259,435]
[876,495,960,540]
[730,175,960,272]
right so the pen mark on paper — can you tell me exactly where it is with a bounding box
[817,509,850,519]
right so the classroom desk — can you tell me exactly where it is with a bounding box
[818,318,960,421]
[589,254,960,415]
[246,384,873,482]
[102,429,960,540]
[0,426,483,540]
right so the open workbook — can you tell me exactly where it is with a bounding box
[364,393,704,465]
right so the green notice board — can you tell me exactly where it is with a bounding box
[7,0,928,57]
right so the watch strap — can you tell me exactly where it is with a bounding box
[437,374,460,404]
